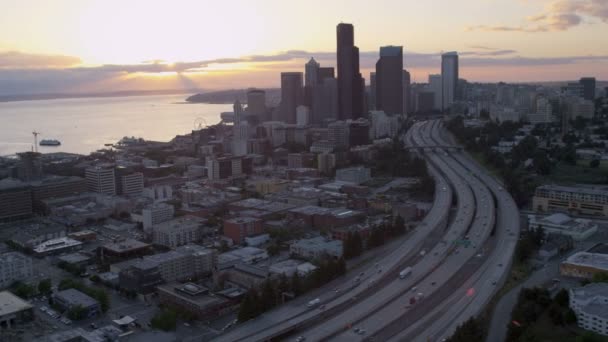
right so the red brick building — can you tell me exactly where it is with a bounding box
[223,217,263,244]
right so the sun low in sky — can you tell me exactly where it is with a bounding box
[0,0,606,95]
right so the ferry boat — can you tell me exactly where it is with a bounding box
[39,139,61,146]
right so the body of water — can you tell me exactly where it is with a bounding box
[0,94,230,156]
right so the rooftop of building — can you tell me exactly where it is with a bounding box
[536,184,608,196]
[157,282,226,307]
[55,288,98,308]
[33,237,82,254]
[0,291,32,317]
[288,205,331,216]
[225,217,260,224]
[102,238,150,253]
[529,213,596,232]
[0,177,28,190]
[233,263,269,278]
[152,215,205,232]
[564,251,608,270]
[291,236,343,250]
[58,252,91,264]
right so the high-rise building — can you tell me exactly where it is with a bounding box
[337,23,364,120]
[304,58,320,108]
[369,72,377,111]
[375,46,403,115]
[246,89,266,120]
[318,67,335,81]
[280,72,304,124]
[305,58,320,88]
[232,100,249,156]
[312,77,338,124]
[579,77,596,101]
[403,70,411,115]
[85,166,116,195]
[441,52,459,111]
[429,74,443,110]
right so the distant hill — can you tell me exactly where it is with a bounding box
[186,88,281,105]
[0,88,204,103]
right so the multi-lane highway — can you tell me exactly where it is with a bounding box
[212,131,455,342]
[213,119,519,342]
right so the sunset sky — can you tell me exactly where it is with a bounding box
[0,0,607,95]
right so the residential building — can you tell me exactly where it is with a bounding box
[142,203,174,233]
[85,166,116,195]
[375,46,403,115]
[533,185,608,216]
[441,52,459,111]
[528,213,597,241]
[118,172,143,196]
[53,289,100,319]
[0,291,33,328]
[290,236,343,260]
[223,217,263,244]
[152,216,204,248]
[570,283,608,336]
[0,252,33,288]
[142,185,173,202]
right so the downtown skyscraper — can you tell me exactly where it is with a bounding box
[337,23,364,120]
[375,46,403,115]
[280,72,304,124]
[441,51,459,111]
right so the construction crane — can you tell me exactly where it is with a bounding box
[32,131,40,153]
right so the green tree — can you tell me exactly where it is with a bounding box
[38,279,52,296]
[446,316,484,342]
[150,309,177,331]
[554,289,569,307]
[590,159,600,168]
[260,280,277,311]
[564,308,577,324]
[67,305,86,320]
[10,281,35,299]
[394,215,406,235]
[591,272,608,283]
[238,289,260,322]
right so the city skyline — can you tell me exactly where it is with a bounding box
[0,0,607,95]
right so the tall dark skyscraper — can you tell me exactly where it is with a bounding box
[441,51,459,111]
[280,72,303,124]
[403,69,411,114]
[337,23,364,120]
[579,77,596,101]
[375,46,403,115]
